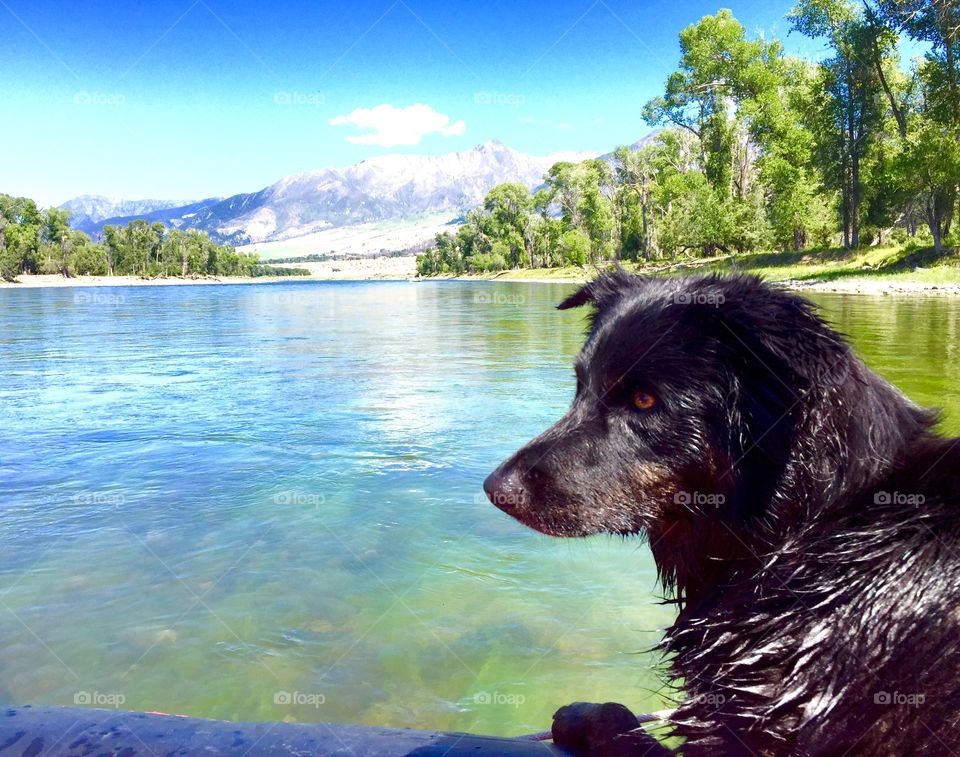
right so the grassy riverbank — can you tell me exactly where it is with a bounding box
[436,243,960,294]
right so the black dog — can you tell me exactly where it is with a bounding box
[484,271,960,755]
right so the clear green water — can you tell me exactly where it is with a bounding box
[0,281,957,736]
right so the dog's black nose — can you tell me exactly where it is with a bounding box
[483,467,525,513]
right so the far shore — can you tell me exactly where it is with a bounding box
[0,274,305,289]
[427,270,960,296]
[443,273,960,295]
[0,256,421,289]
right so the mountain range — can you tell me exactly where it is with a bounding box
[62,134,657,257]
[61,196,219,231]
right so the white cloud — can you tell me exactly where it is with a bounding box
[329,103,466,147]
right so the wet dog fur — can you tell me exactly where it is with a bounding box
[484,271,960,755]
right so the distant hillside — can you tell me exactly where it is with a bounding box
[60,196,219,233]
[78,198,225,236]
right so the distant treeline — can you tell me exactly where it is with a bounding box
[418,3,960,276]
[270,249,420,265]
[0,194,308,281]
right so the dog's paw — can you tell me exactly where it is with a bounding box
[552,702,670,756]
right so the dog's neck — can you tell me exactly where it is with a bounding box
[649,514,760,608]
[773,361,935,521]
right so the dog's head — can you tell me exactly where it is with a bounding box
[484,271,858,599]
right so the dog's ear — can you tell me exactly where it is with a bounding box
[557,269,644,312]
[695,279,853,521]
[714,289,852,390]
[679,275,850,390]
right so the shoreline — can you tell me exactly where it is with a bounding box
[3,270,960,297]
[778,278,960,296]
[0,256,421,289]
[0,274,317,289]
[425,271,960,296]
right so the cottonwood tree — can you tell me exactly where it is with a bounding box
[790,0,896,248]
[41,207,74,277]
[483,183,533,268]
[869,0,960,251]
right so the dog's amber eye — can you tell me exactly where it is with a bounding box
[632,390,657,411]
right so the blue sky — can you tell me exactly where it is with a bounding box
[2,0,834,206]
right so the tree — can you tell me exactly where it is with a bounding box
[579,160,616,262]
[163,229,191,276]
[896,110,960,251]
[0,217,14,282]
[657,171,735,256]
[558,230,590,266]
[542,160,615,262]
[150,221,166,272]
[642,10,781,200]
[543,162,585,230]
[613,146,658,259]
[71,233,108,275]
[125,219,157,275]
[869,0,960,251]
[790,0,893,248]
[531,189,565,267]
[0,194,41,275]
[41,207,75,277]
[102,225,122,275]
[873,0,959,124]
[483,183,532,268]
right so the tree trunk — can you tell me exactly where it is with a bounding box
[927,211,943,254]
[944,189,955,237]
[641,179,650,261]
[928,202,943,254]
[864,2,907,140]
[841,174,851,250]
[851,152,861,249]
[842,55,859,250]
[944,3,959,124]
